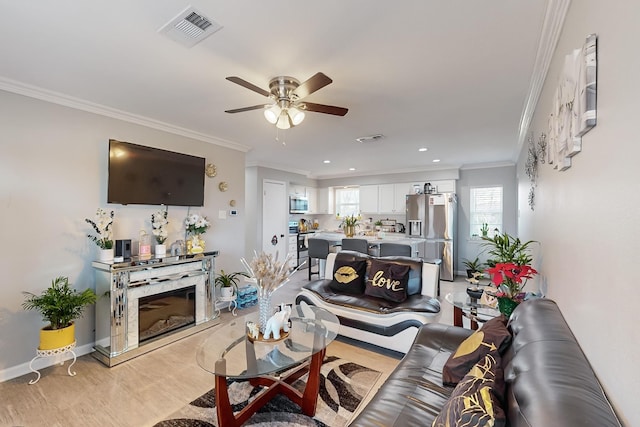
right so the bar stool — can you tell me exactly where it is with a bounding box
[379,242,412,257]
[308,238,330,280]
[341,238,370,255]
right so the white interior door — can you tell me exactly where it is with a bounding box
[262,180,287,261]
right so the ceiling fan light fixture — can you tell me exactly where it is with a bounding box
[276,111,291,130]
[288,106,305,126]
[264,105,281,124]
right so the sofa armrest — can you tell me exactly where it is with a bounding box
[420,262,440,297]
[324,252,337,278]
[413,322,473,353]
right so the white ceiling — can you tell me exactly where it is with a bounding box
[0,1,550,179]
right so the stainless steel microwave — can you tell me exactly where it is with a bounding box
[289,196,309,213]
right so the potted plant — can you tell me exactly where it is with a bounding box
[462,257,484,278]
[341,214,361,237]
[86,208,115,261]
[22,276,97,350]
[481,232,538,317]
[480,223,489,237]
[184,213,210,254]
[151,208,169,256]
[215,270,249,298]
[481,232,536,267]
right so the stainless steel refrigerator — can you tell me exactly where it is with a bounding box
[406,193,457,281]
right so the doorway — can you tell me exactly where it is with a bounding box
[262,180,287,261]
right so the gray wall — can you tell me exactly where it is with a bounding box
[517,2,638,424]
[456,166,517,271]
[0,90,246,374]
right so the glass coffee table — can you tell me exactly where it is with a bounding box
[445,290,500,330]
[196,304,340,427]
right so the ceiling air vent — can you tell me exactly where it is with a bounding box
[356,134,385,143]
[158,6,222,48]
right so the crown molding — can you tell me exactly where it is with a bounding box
[460,161,516,170]
[0,76,251,153]
[516,0,571,156]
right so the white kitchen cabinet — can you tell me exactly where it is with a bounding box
[289,184,302,196]
[317,187,334,214]
[288,235,298,269]
[363,183,412,214]
[359,185,379,213]
[393,183,414,214]
[377,184,395,214]
[306,187,318,214]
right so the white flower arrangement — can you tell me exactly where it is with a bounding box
[85,208,114,249]
[151,209,169,244]
[184,213,210,235]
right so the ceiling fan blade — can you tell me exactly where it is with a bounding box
[225,104,267,114]
[226,76,270,98]
[300,102,348,116]
[292,72,333,99]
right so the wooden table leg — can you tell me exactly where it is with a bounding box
[453,305,463,327]
[215,374,240,427]
[214,350,326,426]
[301,348,325,416]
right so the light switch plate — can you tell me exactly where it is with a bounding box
[218,210,227,219]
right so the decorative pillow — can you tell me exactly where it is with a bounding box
[442,315,511,385]
[364,259,410,302]
[328,259,367,294]
[433,352,506,427]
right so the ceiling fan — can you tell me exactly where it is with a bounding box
[225,72,348,129]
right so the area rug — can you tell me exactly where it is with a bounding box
[154,355,380,427]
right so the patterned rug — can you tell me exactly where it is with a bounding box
[154,356,380,427]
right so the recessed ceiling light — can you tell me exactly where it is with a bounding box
[432,159,441,163]
[323,160,331,164]
[418,148,428,152]
[349,167,356,171]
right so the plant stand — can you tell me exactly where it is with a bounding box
[28,341,77,384]
[216,295,238,317]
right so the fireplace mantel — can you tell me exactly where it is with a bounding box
[92,252,219,366]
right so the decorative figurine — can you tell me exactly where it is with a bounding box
[246,321,259,340]
[262,304,291,340]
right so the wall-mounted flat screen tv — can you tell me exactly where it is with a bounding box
[108,139,205,206]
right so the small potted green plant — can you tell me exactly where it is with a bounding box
[22,276,97,350]
[215,270,249,298]
[341,215,362,237]
[480,223,490,237]
[462,257,484,278]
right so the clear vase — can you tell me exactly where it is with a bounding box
[258,292,272,335]
[187,234,205,254]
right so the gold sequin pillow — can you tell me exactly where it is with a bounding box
[328,259,367,294]
[433,351,506,427]
[442,315,511,385]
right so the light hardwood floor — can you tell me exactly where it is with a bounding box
[0,269,467,427]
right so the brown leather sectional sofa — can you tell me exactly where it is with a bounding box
[349,298,622,426]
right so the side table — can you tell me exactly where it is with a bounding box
[28,341,77,384]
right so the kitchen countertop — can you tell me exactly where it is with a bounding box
[310,231,426,245]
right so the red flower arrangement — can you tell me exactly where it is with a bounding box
[486,262,538,301]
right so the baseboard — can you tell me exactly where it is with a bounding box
[0,342,95,383]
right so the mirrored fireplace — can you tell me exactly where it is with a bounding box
[138,286,196,343]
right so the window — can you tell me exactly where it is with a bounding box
[335,187,359,217]
[470,186,502,238]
